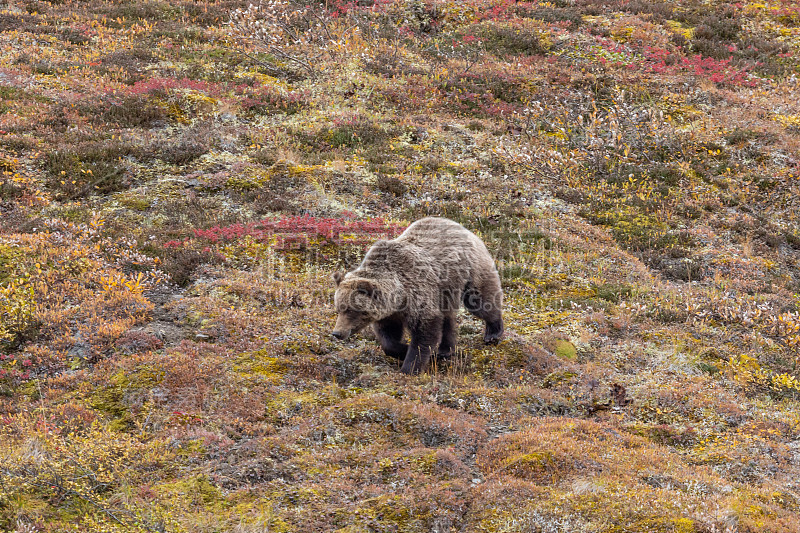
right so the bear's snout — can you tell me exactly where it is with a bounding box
[331,329,350,340]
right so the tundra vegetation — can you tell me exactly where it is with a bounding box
[1,0,800,531]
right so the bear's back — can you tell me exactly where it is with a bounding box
[396,217,491,289]
[397,217,487,258]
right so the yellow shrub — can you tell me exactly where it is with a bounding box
[727,354,800,395]
[0,278,38,346]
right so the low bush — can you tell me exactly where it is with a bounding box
[0,279,39,349]
[475,20,552,57]
[155,138,209,165]
[158,247,222,286]
[44,141,140,199]
[97,95,168,127]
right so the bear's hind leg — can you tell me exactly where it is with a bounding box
[438,313,456,360]
[373,316,408,360]
[401,317,443,374]
[463,281,504,344]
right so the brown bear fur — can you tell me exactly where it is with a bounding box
[332,217,503,374]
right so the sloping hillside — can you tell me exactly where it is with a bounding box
[1,0,800,531]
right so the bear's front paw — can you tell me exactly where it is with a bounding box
[483,321,504,344]
[483,330,503,344]
[400,351,428,375]
[436,350,455,361]
[400,362,422,375]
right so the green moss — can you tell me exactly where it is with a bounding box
[16,380,39,401]
[513,451,555,468]
[608,516,698,532]
[471,349,496,379]
[157,475,229,512]
[593,283,633,303]
[469,339,532,377]
[233,348,288,384]
[192,476,221,505]
[553,339,577,360]
[176,440,207,457]
[672,517,698,532]
[542,370,577,388]
[229,499,290,531]
[226,167,272,190]
[696,361,719,375]
[118,195,152,211]
[90,384,134,432]
[500,451,560,482]
[345,494,428,531]
[89,369,163,432]
[51,205,94,223]
[410,451,437,474]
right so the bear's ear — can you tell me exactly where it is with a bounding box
[332,271,344,286]
[354,279,378,298]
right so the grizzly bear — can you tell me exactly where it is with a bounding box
[331,217,503,374]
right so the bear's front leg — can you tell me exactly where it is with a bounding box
[373,316,408,360]
[400,318,443,374]
[437,313,456,360]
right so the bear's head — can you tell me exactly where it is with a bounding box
[331,272,387,341]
